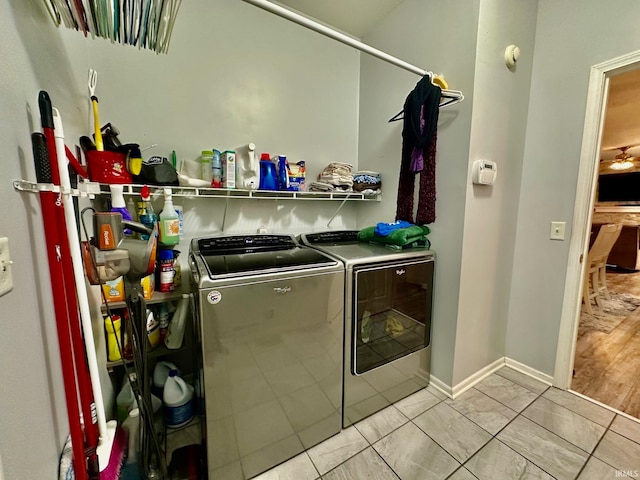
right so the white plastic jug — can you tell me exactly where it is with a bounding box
[116,377,135,423]
[153,360,179,396]
[163,370,194,428]
[122,408,140,465]
[165,295,189,350]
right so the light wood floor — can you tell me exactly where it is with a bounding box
[572,269,640,419]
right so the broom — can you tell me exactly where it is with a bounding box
[51,104,126,479]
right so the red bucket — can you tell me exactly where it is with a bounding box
[86,150,132,184]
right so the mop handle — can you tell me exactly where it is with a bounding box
[53,107,108,442]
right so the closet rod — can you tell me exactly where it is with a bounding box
[241,0,427,77]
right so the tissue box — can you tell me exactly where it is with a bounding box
[287,161,306,191]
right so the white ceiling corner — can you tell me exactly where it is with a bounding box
[274,0,405,38]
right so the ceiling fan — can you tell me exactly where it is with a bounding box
[601,146,638,171]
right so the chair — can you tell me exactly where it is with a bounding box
[583,223,623,314]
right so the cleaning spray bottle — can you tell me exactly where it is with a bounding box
[137,185,156,241]
[110,184,133,234]
[158,188,180,246]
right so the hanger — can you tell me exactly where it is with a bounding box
[388,73,464,122]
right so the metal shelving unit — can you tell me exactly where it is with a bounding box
[14,179,381,201]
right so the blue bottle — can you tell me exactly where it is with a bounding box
[259,153,278,190]
[277,155,289,191]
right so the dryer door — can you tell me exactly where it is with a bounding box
[352,258,433,375]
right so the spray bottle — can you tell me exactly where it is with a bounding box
[110,184,133,234]
[158,189,180,246]
[137,185,156,241]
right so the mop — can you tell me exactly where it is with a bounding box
[52,105,126,479]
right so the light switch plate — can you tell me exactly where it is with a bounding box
[550,222,566,241]
[0,237,14,296]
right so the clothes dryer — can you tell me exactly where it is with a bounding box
[300,230,434,427]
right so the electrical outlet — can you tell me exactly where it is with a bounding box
[0,237,14,297]
[550,222,566,241]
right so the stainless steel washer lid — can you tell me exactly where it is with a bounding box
[190,234,339,279]
[299,230,434,266]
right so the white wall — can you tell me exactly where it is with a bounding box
[358,0,480,384]
[507,0,640,376]
[55,0,364,238]
[1,0,364,477]
[452,0,537,385]
[0,1,77,478]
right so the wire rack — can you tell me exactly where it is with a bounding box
[43,0,182,54]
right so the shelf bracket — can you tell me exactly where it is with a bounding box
[327,197,349,228]
[221,196,230,232]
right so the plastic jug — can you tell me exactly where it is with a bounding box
[163,370,194,428]
[165,294,190,350]
[122,408,140,466]
[259,154,278,190]
[116,377,136,423]
[153,360,179,397]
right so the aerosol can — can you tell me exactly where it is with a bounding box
[235,142,258,190]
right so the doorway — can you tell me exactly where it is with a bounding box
[554,49,640,418]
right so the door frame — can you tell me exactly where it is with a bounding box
[554,49,640,389]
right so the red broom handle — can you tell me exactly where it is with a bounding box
[39,92,100,475]
[32,132,89,480]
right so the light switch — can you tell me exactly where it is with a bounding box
[550,222,566,241]
[0,237,13,297]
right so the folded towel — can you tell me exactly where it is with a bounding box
[375,220,413,236]
[383,237,431,250]
[309,182,335,192]
[358,225,431,246]
[353,171,382,193]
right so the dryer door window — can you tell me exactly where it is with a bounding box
[353,259,433,374]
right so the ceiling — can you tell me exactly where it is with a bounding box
[601,68,640,159]
[272,1,639,164]
[275,0,405,38]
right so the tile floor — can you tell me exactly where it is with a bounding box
[250,367,640,480]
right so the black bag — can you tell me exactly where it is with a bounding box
[133,156,178,186]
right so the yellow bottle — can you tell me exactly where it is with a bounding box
[105,315,122,362]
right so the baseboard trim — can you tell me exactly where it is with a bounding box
[422,357,555,400]
[504,358,554,385]
[428,374,453,398]
[451,357,506,399]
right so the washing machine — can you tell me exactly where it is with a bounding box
[190,234,344,479]
[300,230,434,427]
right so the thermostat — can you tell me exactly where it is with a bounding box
[472,160,497,185]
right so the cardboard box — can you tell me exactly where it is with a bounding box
[221,150,236,188]
[102,276,125,302]
[140,274,155,300]
[287,161,306,191]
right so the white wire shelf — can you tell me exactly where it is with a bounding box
[13,180,381,202]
